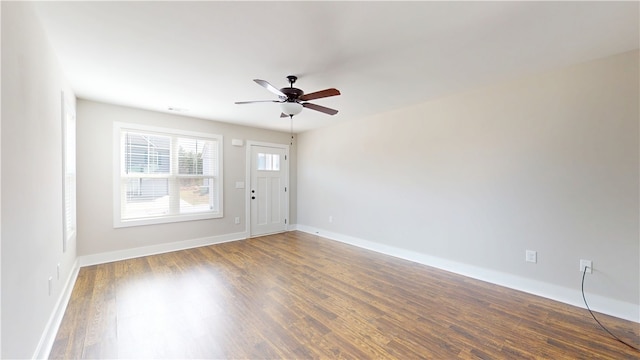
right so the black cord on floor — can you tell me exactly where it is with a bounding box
[581,267,640,352]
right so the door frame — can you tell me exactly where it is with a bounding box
[245,141,290,237]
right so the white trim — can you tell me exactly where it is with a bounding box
[113,122,219,140]
[245,141,290,237]
[296,225,640,323]
[78,231,247,267]
[33,259,81,359]
[245,143,251,236]
[115,211,223,228]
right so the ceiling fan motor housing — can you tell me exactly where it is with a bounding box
[280,87,304,102]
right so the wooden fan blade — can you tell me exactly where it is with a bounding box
[254,79,286,97]
[302,102,339,115]
[299,88,340,101]
[280,113,288,118]
[235,100,280,104]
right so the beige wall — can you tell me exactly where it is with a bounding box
[76,100,296,256]
[1,2,78,358]
[298,50,639,319]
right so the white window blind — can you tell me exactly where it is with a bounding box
[62,93,76,251]
[114,123,223,227]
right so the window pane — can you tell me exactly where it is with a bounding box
[121,178,170,219]
[257,153,280,171]
[64,175,76,231]
[179,177,216,213]
[178,138,215,175]
[266,154,273,170]
[124,132,170,174]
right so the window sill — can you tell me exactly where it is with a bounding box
[114,212,223,228]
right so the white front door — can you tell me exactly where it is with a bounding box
[249,144,288,237]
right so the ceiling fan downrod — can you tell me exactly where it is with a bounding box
[286,75,297,88]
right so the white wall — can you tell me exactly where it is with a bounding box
[0,4,2,356]
[76,100,296,257]
[297,50,639,321]
[1,2,78,358]
[0,3,3,356]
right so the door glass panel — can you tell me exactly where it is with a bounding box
[257,153,280,171]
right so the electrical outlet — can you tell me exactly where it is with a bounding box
[329,216,333,223]
[580,259,592,274]
[234,217,240,224]
[525,250,537,263]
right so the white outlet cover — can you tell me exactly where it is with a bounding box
[580,259,592,273]
[525,250,537,263]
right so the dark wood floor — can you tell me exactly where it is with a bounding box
[50,231,639,359]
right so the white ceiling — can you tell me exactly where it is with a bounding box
[32,1,639,133]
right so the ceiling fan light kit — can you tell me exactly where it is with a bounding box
[235,75,340,118]
[281,102,303,116]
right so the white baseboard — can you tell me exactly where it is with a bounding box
[33,258,81,359]
[296,225,639,323]
[78,231,248,267]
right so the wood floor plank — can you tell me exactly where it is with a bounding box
[49,266,96,360]
[50,231,640,359]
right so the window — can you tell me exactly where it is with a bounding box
[62,92,76,251]
[113,123,223,227]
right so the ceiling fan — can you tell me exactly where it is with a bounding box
[235,75,340,118]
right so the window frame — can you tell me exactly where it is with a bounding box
[113,122,223,228]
